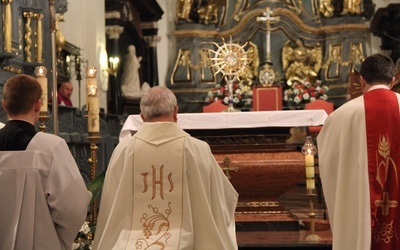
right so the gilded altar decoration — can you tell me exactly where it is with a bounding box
[342,0,362,15]
[283,78,329,107]
[197,0,226,25]
[282,39,322,86]
[322,44,348,80]
[319,0,334,17]
[209,37,249,111]
[210,37,247,79]
[349,42,365,68]
[176,0,193,22]
[238,41,259,86]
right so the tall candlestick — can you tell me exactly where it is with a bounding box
[302,136,321,241]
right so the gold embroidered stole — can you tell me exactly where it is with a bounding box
[365,89,400,249]
[128,138,184,249]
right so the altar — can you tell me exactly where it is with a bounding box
[120,110,328,231]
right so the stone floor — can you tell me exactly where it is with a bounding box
[237,184,332,249]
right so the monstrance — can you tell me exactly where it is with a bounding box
[210,37,248,112]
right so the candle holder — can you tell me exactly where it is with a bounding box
[85,66,100,226]
[210,37,248,112]
[87,132,101,225]
[39,112,49,132]
[302,136,321,241]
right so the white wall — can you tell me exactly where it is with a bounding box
[368,0,398,55]
[156,0,176,86]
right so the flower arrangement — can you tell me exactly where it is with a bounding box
[205,81,253,108]
[283,78,329,106]
[73,221,95,250]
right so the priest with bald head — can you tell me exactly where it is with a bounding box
[93,86,238,250]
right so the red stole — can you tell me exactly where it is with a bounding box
[365,89,400,249]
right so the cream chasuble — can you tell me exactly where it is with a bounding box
[94,122,238,250]
[318,85,400,250]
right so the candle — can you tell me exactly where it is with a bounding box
[86,67,99,133]
[305,154,315,190]
[87,95,99,132]
[34,66,48,112]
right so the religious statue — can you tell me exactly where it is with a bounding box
[319,0,334,17]
[349,43,365,68]
[120,45,143,99]
[239,42,259,86]
[55,14,65,55]
[197,0,226,25]
[342,0,362,15]
[322,44,348,79]
[176,0,193,22]
[282,39,322,85]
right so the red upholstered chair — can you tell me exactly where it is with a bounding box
[304,99,334,134]
[202,102,228,113]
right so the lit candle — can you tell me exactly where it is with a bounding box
[302,136,317,191]
[34,66,48,112]
[86,67,99,133]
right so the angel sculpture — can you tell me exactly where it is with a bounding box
[282,39,323,85]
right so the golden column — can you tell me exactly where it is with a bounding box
[3,0,13,53]
[34,13,44,63]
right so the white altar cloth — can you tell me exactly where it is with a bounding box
[120,110,328,140]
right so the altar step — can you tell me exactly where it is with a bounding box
[237,184,332,249]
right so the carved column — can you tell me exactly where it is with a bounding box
[105,25,124,114]
[2,0,13,53]
[34,13,43,63]
[142,21,161,86]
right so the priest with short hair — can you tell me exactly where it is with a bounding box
[0,74,92,249]
[318,53,400,250]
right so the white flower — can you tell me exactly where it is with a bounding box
[72,242,80,250]
[223,96,230,104]
[303,93,310,100]
[294,96,302,104]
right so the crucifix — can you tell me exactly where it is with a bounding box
[256,7,280,63]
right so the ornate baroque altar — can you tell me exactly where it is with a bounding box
[167,0,375,112]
